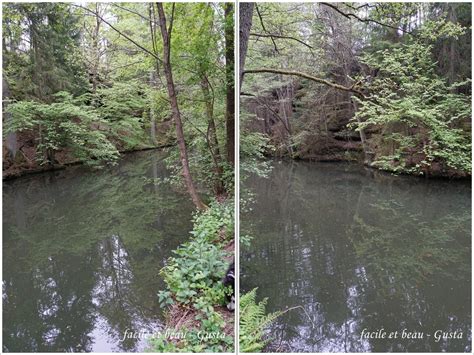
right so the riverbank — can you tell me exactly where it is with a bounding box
[149,200,235,352]
[266,150,471,180]
[2,142,173,180]
[294,156,472,180]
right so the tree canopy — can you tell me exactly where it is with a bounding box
[3,2,235,197]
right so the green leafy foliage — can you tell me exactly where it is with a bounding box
[158,240,228,307]
[239,288,282,353]
[95,81,149,149]
[191,200,234,243]
[352,37,471,175]
[5,92,119,166]
[240,128,273,180]
[152,201,234,352]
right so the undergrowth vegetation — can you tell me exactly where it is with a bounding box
[239,288,282,353]
[150,200,234,352]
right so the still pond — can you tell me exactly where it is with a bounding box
[242,160,471,352]
[3,150,194,352]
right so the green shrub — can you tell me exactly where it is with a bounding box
[352,35,471,175]
[191,200,234,243]
[240,130,273,179]
[152,201,234,352]
[5,92,119,166]
[158,240,228,307]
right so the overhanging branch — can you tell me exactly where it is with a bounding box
[243,68,366,98]
[255,4,279,53]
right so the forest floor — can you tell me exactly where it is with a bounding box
[150,201,235,352]
[165,239,235,340]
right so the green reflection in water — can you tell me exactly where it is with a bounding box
[242,160,471,352]
[3,150,194,352]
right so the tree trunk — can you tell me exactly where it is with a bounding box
[3,75,17,159]
[352,100,370,164]
[277,84,294,156]
[239,3,254,90]
[200,76,226,196]
[91,4,101,93]
[224,3,235,166]
[149,71,158,145]
[156,3,206,210]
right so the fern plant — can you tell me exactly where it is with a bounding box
[239,288,282,353]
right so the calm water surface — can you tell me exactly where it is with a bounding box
[3,150,194,352]
[242,160,471,352]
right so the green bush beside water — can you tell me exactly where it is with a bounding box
[150,200,234,352]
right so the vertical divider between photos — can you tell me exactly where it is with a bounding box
[234,0,240,353]
[471,4,474,350]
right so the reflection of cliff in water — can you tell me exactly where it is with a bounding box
[3,150,194,352]
[242,160,471,352]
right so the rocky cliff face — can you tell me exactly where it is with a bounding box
[242,80,365,162]
[242,81,469,178]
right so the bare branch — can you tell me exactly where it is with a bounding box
[320,2,412,35]
[243,68,366,98]
[255,4,280,54]
[110,4,156,25]
[250,32,313,49]
[73,4,162,62]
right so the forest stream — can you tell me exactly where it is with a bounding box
[242,160,471,352]
[3,150,194,352]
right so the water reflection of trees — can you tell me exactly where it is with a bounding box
[3,151,194,352]
[242,161,471,352]
[93,234,164,352]
[3,251,97,352]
